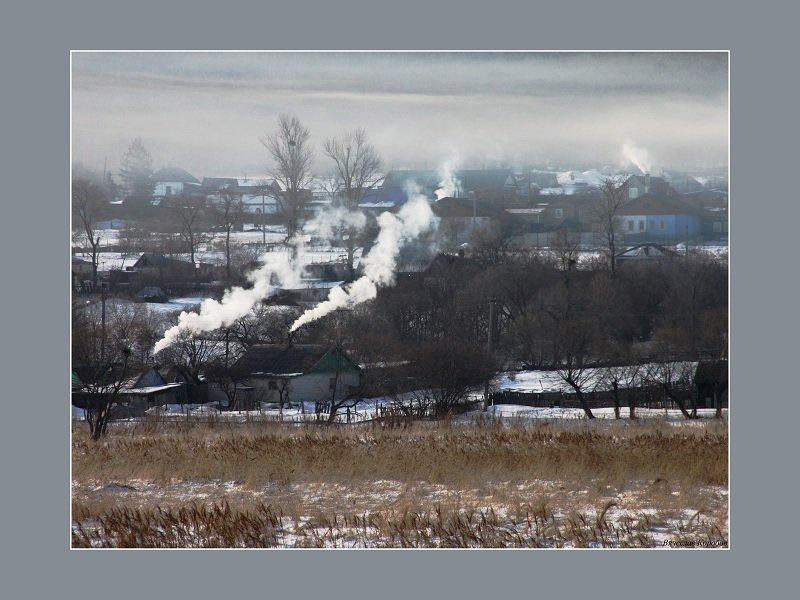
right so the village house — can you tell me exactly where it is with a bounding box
[72,255,95,290]
[152,167,201,203]
[614,242,681,270]
[433,197,498,244]
[623,174,677,200]
[232,344,361,409]
[380,168,517,205]
[618,194,703,243]
[72,366,184,418]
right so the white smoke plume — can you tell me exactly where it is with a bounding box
[290,191,437,332]
[304,204,367,242]
[622,141,652,174]
[153,202,375,354]
[434,156,461,200]
[153,245,307,354]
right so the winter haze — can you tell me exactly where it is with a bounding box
[71,51,728,177]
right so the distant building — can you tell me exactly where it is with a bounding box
[152,167,201,202]
[618,194,703,242]
[381,168,517,205]
[233,345,361,407]
[614,242,680,269]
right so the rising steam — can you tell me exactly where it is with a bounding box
[153,200,378,354]
[622,141,652,174]
[153,247,306,354]
[434,156,461,200]
[289,191,437,332]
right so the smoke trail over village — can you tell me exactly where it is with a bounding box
[622,141,652,174]
[434,156,461,200]
[304,204,367,241]
[289,190,438,332]
[152,194,430,352]
[153,246,307,354]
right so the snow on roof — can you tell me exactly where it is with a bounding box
[359,201,397,209]
[505,208,545,214]
[556,169,608,187]
[118,383,184,395]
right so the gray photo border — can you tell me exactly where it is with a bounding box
[3,0,791,597]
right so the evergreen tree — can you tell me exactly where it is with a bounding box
[119,137,155,200]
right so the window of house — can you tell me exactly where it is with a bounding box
[629,187,638,199]
[659,220,665,230]
[554,208,563,219]
[638,220,645,231]
[627,220,634,232]
[268,380,277,390]
[165,185,172,196]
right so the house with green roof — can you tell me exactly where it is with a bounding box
[232,344,361,408]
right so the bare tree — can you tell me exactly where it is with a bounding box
[644,332,698,419]
[323,128,382,278]
[600,359,643,419]
[593,176,627,275]
[408,341,494,418]
[72,299,135,440]
[72,176,108,288]
[534,274,599,419]
[166,193,208,266]
[232,304,300,349]
[261,114,314,240]
[210,191,244,281]
[550,224,582,273]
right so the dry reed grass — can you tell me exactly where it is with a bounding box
[73,419,727,488]
[72,419,728,548]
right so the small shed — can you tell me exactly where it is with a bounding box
[135,286,168,303]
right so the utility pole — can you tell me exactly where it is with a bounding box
[483,297,497,412]
[100,282,107,364]
[262,185,266,247]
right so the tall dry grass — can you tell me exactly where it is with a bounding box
[72,497,727,549]
[72,419,728,488]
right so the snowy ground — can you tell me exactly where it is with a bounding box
[72,377,728,548]
[71,476,728,548]
[72,399,726,427]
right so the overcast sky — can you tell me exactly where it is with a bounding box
[71,51,728,179]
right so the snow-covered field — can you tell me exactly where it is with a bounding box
[71,476,728,548]
[72,385,728,548]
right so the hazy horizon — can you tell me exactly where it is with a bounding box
[71,51,728,180]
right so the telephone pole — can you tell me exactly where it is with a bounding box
[483,297,497,411]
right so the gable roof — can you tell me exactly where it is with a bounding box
[618,193,704,217]
[233,344,359,377]
[615,242,680,260]
[132,252,192,269]
[153,167,200,184]
[201,177,240,192]
[132,367,168,389]
[624,175,676,196]
[433,197,498,219]
[456,169,515,189]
